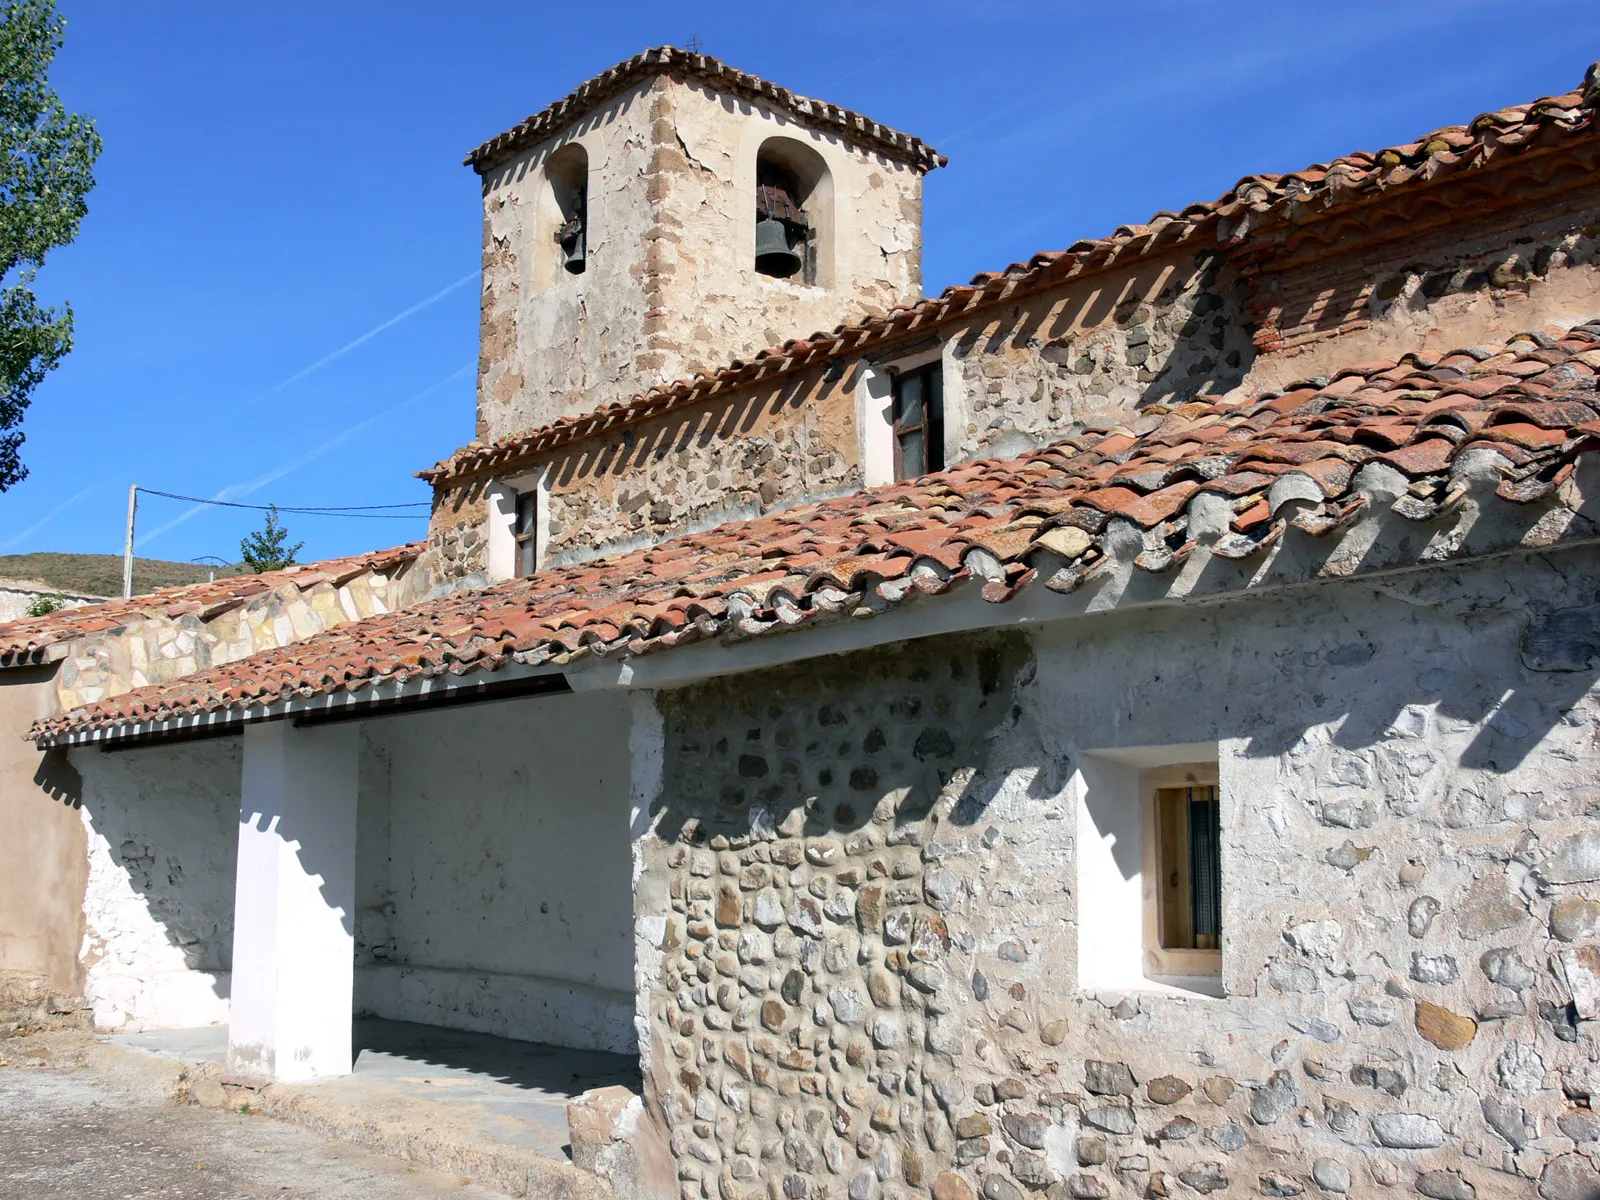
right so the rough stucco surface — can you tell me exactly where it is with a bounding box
[633,545,1600,1200]
[475,75,923,444]
[355,694,637,1053]
[1244,234,1600,396]
[0,671,86,1019]
[73,739,240,1032]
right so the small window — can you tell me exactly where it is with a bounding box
[1143,764,1222,979]
[893,363,944,480]
[514,492,538,577]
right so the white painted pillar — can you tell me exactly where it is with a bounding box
[228,721,359,1081]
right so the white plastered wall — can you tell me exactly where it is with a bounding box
[354,689,637,1053]
[855,339,969,487]
[483,470,548,584]
[73,738,241,1031]
[1075,742,1219,996]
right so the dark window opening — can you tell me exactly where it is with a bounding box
[754,160,812,282]
[514,492,538,577]
[892,363,945,480]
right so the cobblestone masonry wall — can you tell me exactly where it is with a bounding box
[950,254,1255,462]
[636,544,1600,1200]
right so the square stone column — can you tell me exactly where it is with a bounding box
[228,721,359,1081]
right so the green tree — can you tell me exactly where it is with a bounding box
[0,0,100,492]
[239,506,304,573]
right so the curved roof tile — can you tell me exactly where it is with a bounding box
[36,322,1600,743]
[425,62,1600,489]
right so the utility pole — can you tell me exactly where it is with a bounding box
[122,484,137,599]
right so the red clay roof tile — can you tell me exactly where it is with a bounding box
[465,46,944,176]
[0,544,422,669]
[423,64,1600,491]
[36,322,1600,744]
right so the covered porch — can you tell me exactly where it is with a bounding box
[68,681,643,1087]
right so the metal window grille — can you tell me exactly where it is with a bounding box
[1186,785,1221,940]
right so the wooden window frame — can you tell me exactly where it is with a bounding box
[1141,762,1222,979]
[892,361,945,481]
[513,491,538,577]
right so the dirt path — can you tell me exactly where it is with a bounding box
[0,1046,500,1199]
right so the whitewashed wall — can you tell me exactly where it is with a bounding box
[73,738,240,1031]
[355,690,637,1053]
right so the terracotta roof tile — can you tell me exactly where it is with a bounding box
[0,544,423,668]
[36,323,1600,744]
[422,63,1600,491]
[465,46,944,176]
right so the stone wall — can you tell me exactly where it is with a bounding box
[73,738,241,1032]
[540,363,856,567]
[632,544,1600,1200]
[1240,174,1600,374]
[424,252,1253,585]
[475,73,925,443]
[53,561,422,711]
[946,252,1255,463]
[0,584,100,624]
[354,693,638,1053]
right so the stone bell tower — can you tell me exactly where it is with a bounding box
[466,46,944,444]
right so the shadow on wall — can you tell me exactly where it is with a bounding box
[33,747,82,808]
[73,738,244,1026]
[648,540,1600,860]
[648,632,1041,856]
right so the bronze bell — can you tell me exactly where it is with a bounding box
[557,186,586,274]
[755,215,802,278]
[558,213,586,274]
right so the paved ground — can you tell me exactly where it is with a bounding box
[113,1018,641,1162]
[0,1045,500,1199]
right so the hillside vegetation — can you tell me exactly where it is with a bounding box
[0,552,245,598]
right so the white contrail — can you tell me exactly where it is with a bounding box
[252,271,477,402]
[0,480,113,551]
[136,362,474,548]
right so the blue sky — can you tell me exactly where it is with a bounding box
[4,1,1597,565]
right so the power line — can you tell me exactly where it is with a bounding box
[136,487,430,519]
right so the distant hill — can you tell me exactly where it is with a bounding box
[0,553,248,599]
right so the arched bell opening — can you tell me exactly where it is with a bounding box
[547,143,589,277]
[753,137,830,286]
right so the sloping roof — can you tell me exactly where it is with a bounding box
[465,45,946,176]
[36,322,1600,743]
[0,544,423,669]
[424,61,1600,489]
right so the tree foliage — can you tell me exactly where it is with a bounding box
[0,0,100,492]
[239,506,304,573]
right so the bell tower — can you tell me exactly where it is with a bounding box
[467,47,943,444]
